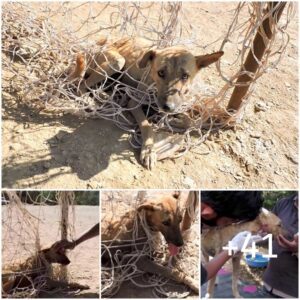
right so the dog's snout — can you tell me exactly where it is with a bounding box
[163,103,175,112]
[62,256,71,265]
[172,234,184,247]
[175,238,184,247]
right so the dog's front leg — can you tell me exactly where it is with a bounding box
[46,278,89,291]
[232,254,242,298]
[136,257,199,294]
[128,99,156,169]
[202,253,216,298]
[206,275,217,298]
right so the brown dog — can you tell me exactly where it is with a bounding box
[68,37,224,169]
[201,208,285,298]
[101,192,199,293]
[2,242,87,297]
[102,192,184,257]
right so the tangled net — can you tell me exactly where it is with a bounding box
[101,191,199,298]
[1,191,76,298]
[2,2,295,159]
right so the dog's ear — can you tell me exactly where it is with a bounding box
[195,51,224,69]
[138,50,156,69]
[172,191,181,199]
[137,201,161,212]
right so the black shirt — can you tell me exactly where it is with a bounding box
[263,194,298,297]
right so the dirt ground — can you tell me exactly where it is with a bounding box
[101,190,199,298]
[2,204,99,298]
[2,2,298,189]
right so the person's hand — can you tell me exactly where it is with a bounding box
[277,233,298,253]
[229,231,263,254]
[53,239,76,251]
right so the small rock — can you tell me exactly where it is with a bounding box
[285,82,291,89]
[246,163,257,174]
[43,162,51,169]
[56,131,67,141]
[250,132,261,138]
[182,176,195,189]
[274,169,281,175]
[233,173,245,182]
[254,101,268,112]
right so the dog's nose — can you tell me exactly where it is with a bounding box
[163,103,175,112]
[173,236,184,247]
[175,239,184,247]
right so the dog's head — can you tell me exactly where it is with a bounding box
[40,242,71,265]
[138,47,224,112]
[257,208,286,237]
[137,192,183,256]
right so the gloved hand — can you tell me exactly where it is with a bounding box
[228,231,263,254]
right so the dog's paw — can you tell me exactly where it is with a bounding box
[140,144,157,170]
[68,282,90,290]
[169,114,191,130]
[79,284,90,290]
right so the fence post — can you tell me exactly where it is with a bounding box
[58,192,69,282]
[227,2,286,111]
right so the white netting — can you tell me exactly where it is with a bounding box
[2,2,295,160]
[101,191,199,298]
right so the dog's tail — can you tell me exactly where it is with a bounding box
[67,53,86,81]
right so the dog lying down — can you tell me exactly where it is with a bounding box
[2,241,89,297]
[101,192,199,293]
[201,208,286,298]
[67,36,224,169]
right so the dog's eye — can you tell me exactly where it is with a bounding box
[178,215,183,223]
[162,220,171,226]
[182,73,189,81]
[158,70,165,79]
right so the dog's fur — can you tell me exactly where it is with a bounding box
[201,208,285,298]
[2,242,87,297]
[68,37,224,169]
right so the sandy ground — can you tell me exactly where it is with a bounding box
[2,2,298,189]
[2,204,99,298]
[101,190,199,298]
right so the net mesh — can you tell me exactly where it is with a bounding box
[101,191,199,298]
[2,2,295,159]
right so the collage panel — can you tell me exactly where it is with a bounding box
[2,191,99,298]
[1,2,298,190]
[200,191,299,299]
[101,190,199,298]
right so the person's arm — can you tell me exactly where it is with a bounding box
[55,223,100,250]
[72,223,100,247]
[277,233,298,253]
[204,250,231,281]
